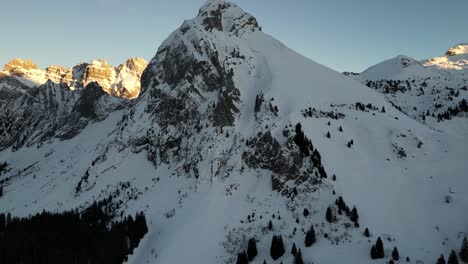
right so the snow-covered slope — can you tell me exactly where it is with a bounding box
[348,46,468,131]
[0,1,467,264]
[1,57,148,99]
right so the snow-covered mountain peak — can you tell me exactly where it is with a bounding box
[4,58,38,72]
[358,54,426,81]
[196,0,260,33]
[3,58,47,85]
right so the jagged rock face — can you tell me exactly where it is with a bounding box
[0,80,126,150]
[131,0,267,176]
[3,58,148,99]
[45,65,71,84]
[140,1,260,129]
[0,71,9,79]
[3,58,46,84]
[243,132,303,181]
[82,60,116,94]
[132,0,321,188]
[198,0,260,34]
[113,58,148,99]
[4,58,38,74]
[0,76,29,108]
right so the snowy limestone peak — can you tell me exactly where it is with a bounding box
[2,58,47,86]
[445,43,468,56]
[423,43,468,72]
[2,57,148,99]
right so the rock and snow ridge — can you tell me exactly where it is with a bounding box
[347,45,468,130]
[1,57,148,99]
[0,1,467,264]
[423,43,468,72]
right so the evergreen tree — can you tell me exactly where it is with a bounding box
[375,237,384,258]
[294,249,304,264]
[325,206,333,223]
[364,228,370,238]
[270,235,285,260]
[303,208,309,217]
[371,237,384,259]
[382,106,386,113]
[448,250,459,264]
[254,95,262,113]
[392,247,399,261]
[268,220,273,230]
[460,237,468,262]
[339,126,343,132]
[291,243,297,256]
[236,251,249,264]
[326,131,331,138]
[0,185,3,197]
[305,225,316,247]
[370,245,377,259]
[336,196,347,211]
[350,206,359,223]
[247,237,258,261]
[437,254,447,264]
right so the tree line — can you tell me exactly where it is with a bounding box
[0,202,148,264]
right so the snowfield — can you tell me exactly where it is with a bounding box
[0,0,467,263]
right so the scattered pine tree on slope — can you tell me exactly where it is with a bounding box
[449,250,459,264]
[437,254,447,264]
[325,206,334,223]
[392,247,399,261]
[350,206,359,223]
[371,237,385,259]
[364,228,370,237]
[247,237,258,261]
[460,237,468,262]
[294,249,304,264]
[270,235,285,260]
[236,251,249,264]
[291,243,297,256]
[305,225,316,247]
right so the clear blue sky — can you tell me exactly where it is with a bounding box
[1,0,467,72]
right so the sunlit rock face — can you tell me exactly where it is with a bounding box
[3,57,148,99]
